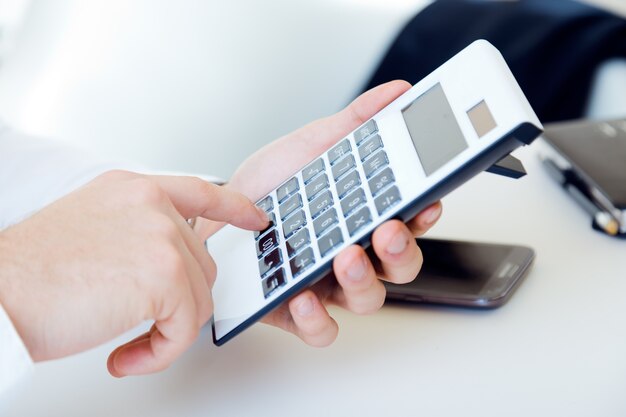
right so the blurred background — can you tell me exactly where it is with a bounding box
[1,0,625,178]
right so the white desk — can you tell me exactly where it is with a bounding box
[3,144,625,416]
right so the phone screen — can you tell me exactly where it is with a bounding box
[384,238,534,307]
[414,238,512,294]
[543,119,626,208]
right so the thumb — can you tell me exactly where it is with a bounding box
[148,175,268,230]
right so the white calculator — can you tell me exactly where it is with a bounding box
[206,40,542,345]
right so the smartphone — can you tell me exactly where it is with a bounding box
[384,238,535,308]
[205,40,542,345]
[540,118,626,234]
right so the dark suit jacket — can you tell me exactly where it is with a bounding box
[363,0,626,123]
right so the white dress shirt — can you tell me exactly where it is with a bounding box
[0,124,123,230]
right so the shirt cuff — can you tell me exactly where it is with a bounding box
[0,302,33,395]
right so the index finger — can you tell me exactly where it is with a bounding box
[149,175,268,231]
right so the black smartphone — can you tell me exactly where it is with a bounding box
[384,238,535,308]
[540,118,626,235]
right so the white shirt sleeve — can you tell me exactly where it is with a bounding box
[0,122,224,394]
[0,124,129,230]
[0,303,33,394]
[0,123,224,229]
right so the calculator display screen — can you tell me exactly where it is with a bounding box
[402,83,468,176]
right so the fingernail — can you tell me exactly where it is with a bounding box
[347,255,367,281]
[387,232,408,255]
[424,205,442,225]
[297,297,314,317]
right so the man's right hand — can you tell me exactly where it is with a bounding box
[0,170,268,377]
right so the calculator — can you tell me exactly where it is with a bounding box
[205,40,542,345]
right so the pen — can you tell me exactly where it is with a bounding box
[542,157,620,236]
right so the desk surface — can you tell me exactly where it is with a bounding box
[3,144,625,416]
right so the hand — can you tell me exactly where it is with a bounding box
[196,80,442,346]
[0,171,268,376]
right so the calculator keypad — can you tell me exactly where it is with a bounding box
[340,188,366,217]
[358,134,382,161]
[346,206,372,237]
[368,167,395,197]
[257,196,273,213]
[374,185,401,215]
[290,247,315,278]
[256,229,279,258]
[310,190,333,219]
[313,208,338,237]
[336,170,361,198]
[255,118,401,298]
[277,177,299,203]
[286,228,310,258]
[262,268,286,298]
[332,155,356,181]
[258,248,282,278]
[279,193,302,220]
[354,119,378,144]
[282,210,306,238]
[362,150,389,178]
[302,159,324,184]
[305,173,329,201]
[328,139,351,165]
[318,227,343,257]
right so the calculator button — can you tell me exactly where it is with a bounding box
[368,167,395,197]
[262,268,286,298]
[354,119,378,144]
[331,154,356,181]
[256,229,279,258]
[362,150,389,179]
[346,206,372,237]
[340,188,366,218]
[258,247,282,277]
[286,228,311,258]
[276,177,299,203]
[254,212,276,239]
[328,139,351,165]
[358,134,383,161]
[309,190,333,219]
[305,173,329,201]
[289,247,315,278]
[302,158,325,184]
[335,170,361,199]
[374,185,401,215]
[318,227,343,257]
[279,193,302,220]
[313,208,338,237]
[256,196,273,213]
[282,210,306,238]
